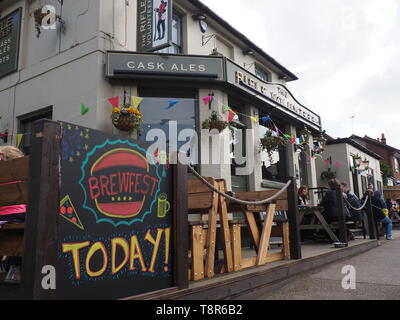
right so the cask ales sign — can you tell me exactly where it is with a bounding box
[0,8,22,78]
[57,122,174,299]
[137,0,173,52]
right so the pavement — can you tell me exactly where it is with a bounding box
[260,232,400,300]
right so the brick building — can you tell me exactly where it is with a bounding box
[351,134,400,186]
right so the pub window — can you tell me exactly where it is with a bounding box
[255,66,271,83]
[156,13,182,54]
[18,107,53,155]
[229,102,249,192]
[259,116,287,183]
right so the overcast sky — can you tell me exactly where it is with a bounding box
[201,0,400,148]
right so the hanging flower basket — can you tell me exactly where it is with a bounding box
[111,104,143,133]
[260,130,287,164]
[202,111,229,133]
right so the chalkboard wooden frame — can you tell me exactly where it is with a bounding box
[19,120,189,299]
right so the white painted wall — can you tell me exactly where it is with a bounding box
[316,142,383,196]
[0,0,318,193]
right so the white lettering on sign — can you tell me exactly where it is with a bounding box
[126,61,207,73]
[234,70,320,126]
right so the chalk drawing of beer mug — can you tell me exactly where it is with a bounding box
[157,193,170,218]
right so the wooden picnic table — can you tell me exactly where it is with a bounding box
[299,206,340,243]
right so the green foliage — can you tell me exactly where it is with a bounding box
[381,161,392,185]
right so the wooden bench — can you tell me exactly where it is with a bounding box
[0,156,29,259]
[188,178,293,280]
[188,177,220,281]
[227,189,291,270]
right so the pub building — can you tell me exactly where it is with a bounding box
[0,0,322,197]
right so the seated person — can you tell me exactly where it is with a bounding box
[320,179,351,224]
[0,146,25,284]
[370,190,393,240]
[320,179,354,240]
[298,185,311,208]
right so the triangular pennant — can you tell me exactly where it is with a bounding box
[132,96,144,109]
[290,137,296,144]
[223,106,232,112]
[17,134,23,148]
[108,96,119,108]
[228,111,236,123]
[202,95,212,105]
[81,104,89,116]
[250,116,258,124]
[165,100,179,110]
[261,116,270,124]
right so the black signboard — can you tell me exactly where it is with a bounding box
[0,8,22,78]
[106,51,225,80]
[137,0,173,52]
[57,122,175,299]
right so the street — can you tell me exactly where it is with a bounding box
[260,236,400,300]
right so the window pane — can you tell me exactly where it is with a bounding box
[255,67,270,82]
[138,97,196,161]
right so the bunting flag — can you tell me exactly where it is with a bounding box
[81,104,89,116]
[228,111,236,123]
[132,96,144,109]
[250,116,258,124]
[202,95,213,105]
[283,134,292,140]
[17,134,23,148]
[108,96,119,108]
[274,125,281,136]
[290,137,296,144]
[324,159,330,165]
[261,116,270,124]
[223,106,232,112]
[165,100,179,110]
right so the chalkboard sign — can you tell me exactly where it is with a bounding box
[0,8,22,78]
[57,122,175,299]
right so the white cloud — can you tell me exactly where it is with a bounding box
[201,0,400,148]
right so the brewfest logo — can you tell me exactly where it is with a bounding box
[79,140,162,227]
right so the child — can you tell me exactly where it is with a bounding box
[0,146,25,284]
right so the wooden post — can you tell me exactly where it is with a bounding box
[173,159,189,289]
[335,186,348,244]
[286,177,301,260]
[21,120,61,300]
[366,195,377,240]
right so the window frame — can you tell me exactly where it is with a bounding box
[18,106,53,155]
[255,65,271,83]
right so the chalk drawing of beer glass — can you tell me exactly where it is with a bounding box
[157,193,170,218]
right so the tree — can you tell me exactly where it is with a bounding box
[380,161,392,186]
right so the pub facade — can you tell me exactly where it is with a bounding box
[0,0,323,194]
